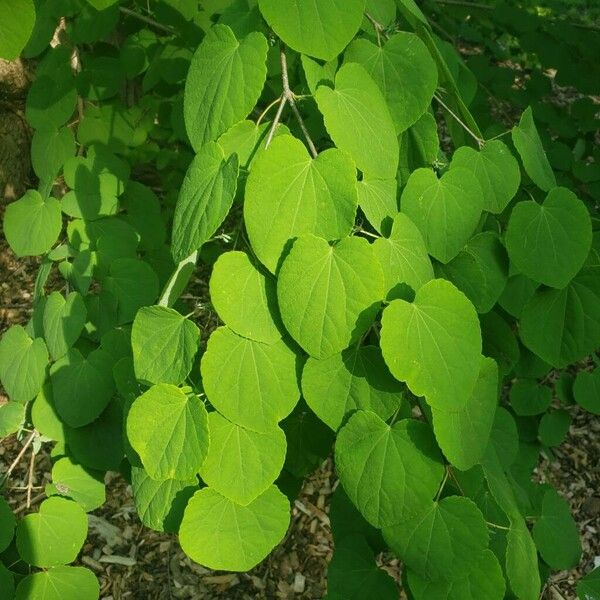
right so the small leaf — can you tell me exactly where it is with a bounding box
[0,401,26,437]
[179,485,290,571]
[450,140,520,214]
[577,566,600,600]
[511,106,556,192]
[50,348,115,428]
[201,327,301,433]
[184,24,268,151]
[302,346,404,431]
[199,412,286,505]
[46,457,106,512]
[505,187,592,289]
[538,410,571,447]
[127,384,209,481]
[258,0,365,61]
[244,135,358,274]
[382,496,489,581]
[15,566,99,600]
[0,325,48,404]
[4,190,62,257]
[43,291,87,360]
[131,305,200,386]
[400,167,483,263]
[0,496,16,552]
[573,367,600,415]
[16,497,88,567]
[277,235,384,359]
[506,519,541,600]
[315,63,399,179]
[171,142,238,263]
[380,279,482,410]
[31,127,76,187]
[335,411,444,527]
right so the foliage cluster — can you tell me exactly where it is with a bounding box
[0,0,599,599]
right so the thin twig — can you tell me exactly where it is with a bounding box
[264,95,288,149]
[256,95,284,126]
[487,521,510,531]
[1,431,36,483]
[26,447,36,509]
[435,467,450,501]
[434,93,484,147]
[14,493,46,515]
[365,12,388,38]
[119,6,175,34]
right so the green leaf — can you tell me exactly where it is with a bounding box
[121,183,166,251]
[505,187,592,289]
[302,346,404,431]
[31,127,76,188]
[0,325,48,404]
[380,278,482,410]
[315,63,399,179]
[4,190,62,257]
[398,111,439,183]
[0,563,14,599]
[327,534,398,600]
[436,232,509,313]
[383,496,489,581]
[335,411,444,527]
[532,488,581,570]
[577,566,600,600]
[217,119,282,170]
[0,401,25,437]
[400,167,483,263]
[573,367,600,415]
[127,384,209,480]
[31,384,66,443]
[506,519,540,600]
[498,274,538,319]
[15,566,99,600]
[277,235,384,358]
[16,497,87,567]
[511,106,556,192]
[0,0,35,60]
[201,327,301,432]
[406,549,505,600]
[450,140,520,214]
[46,457,105,512]
[131,306,200,386]
[184,24,268,151]
[258,0,365,60]
[373,212,434,299]
[171,142,239,263]
[209,251,283,344]
[301,54,337,95]
[103,258,159,324]
[356,177,398,235]
[509,379,552,417]
[0,496,16,552]
[519,258,600,368]
[131,466,197,533]
[345,32,437,133]
[179,485,290,571]
[43,292,87,360]
[50,348,115,427]
[431,356,498,471]
[244,135,358,274]
[199,411,286,505]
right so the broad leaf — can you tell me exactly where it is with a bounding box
[511,106,556,192]
[131,305,200,385]
[356,177,398,235]
[258,0,365,60]
[451,140,520,214]
[382,496,489,581]
[380,279,482,410]
[373,212,434,299]
[198,411,286,505]
[505,187,592,289]
[43,292,87,360]
[0,0,35,60]
[302,346,404,431]
[0,325,48,404]
[0,496,15,552]
[50,348,115,427]
[431,356,498,471]
[171,142,239,263]
[4,190,62,257]
[400,167,483,263]
[244,135,358,273]
[31,127,76,189]
[15,566,99,600]
[184,24,268,151]
[335,410,444,527]
[201,327,301,432]
[16,497,87,567]
[315,63,399,179]
[46,457,105,512]
[0,401,25,437]
[127,384,209,480]
[179,485,290,571]
[345,32,437,133]
[573,367,600,415]
[277,235,384,358]
[506,519,540,600]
